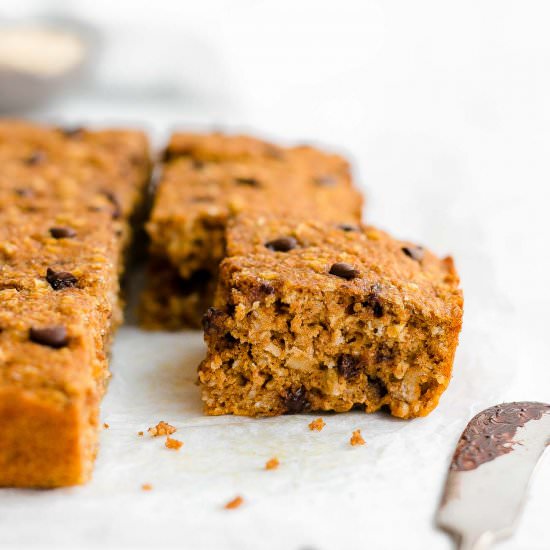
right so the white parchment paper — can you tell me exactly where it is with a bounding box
[0,312,512,550]
[2,1,550,548]
[0,183,519,550]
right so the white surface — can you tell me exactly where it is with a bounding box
[1,1,550,549]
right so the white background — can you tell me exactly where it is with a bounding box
[1,1,550,549]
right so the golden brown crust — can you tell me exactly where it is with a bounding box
[0,120,150,487]
[0,387,96,487]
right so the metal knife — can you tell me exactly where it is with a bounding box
[436,401,550,550]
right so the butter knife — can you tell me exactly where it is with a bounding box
[436,402,550,549]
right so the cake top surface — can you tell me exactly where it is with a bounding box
[0,120,151,401]
[149,132,363,228]
[0,119,150,219]
[0,288,104,399]
[0,208,119,297]
[221,214,463,322]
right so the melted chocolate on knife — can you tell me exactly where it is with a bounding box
[450,402,550,472]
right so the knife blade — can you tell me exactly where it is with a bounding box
[436,401,550,550]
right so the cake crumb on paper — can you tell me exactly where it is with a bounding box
[225,496,244,510]
[350,429,365,446]
[309,418,326,431]
[103,423,109,429]
[137,431,144,437]
[141,483,152,491]
[148,421,176,437]
[265,457,279,470]
[165,436,183,450]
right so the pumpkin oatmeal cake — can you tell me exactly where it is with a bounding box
[141,132,363,329]
[199,215,463,419]
[0,120,150,487]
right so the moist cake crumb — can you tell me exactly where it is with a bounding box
[265,457,280,470]
[350,429,365,446]
[199,215,463,419]
[309,418,326,431]
[141,483,153,491]
[137,431,144,437]
[225,496,244,510]
[148,421,176,437]
[103,423,109,429]
[165,436,183,450]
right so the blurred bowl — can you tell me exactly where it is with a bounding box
[0,15,100,112]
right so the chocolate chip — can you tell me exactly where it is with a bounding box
[248,281,275,303]
[371,301,384,318]
[265,237,297,252]
[375,345,394,363]
[49,226,76,239]
[329,262,359,280]
[367,375,388,398]
[101,190,122,219]
[402,246,424,262]
[275,300,290,314]
[234,177,260,187]
[337,354,361,379]
[202,307,225,334]
[259,282,275,295]
[60,126,84,138]
[315,174,338,186]
[15,188,33,198]
[224,333,238,346]
[363,284,384,318]
[46,268,78,290]
[25,151,46,166]
[29,326,68,348]
[337,223,359,232]
[284,386,310,414]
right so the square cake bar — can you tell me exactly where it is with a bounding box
[199,215,463,419]
[0,121,150,487]
[141,132,363,329]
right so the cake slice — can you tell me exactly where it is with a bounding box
[199,215,463,419]
[0,121,150,487]
[141,132,363,329]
